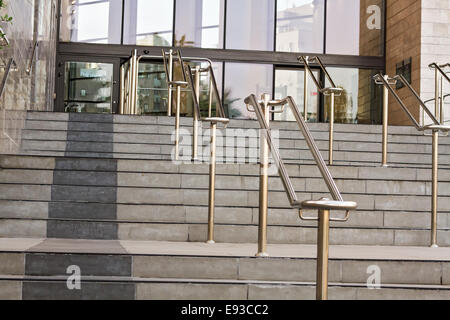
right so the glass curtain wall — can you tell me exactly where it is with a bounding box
[59,0,386,123]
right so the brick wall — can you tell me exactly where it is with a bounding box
[385,0,422,126]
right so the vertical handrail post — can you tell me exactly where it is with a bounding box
[304,69,308,121]
[120,64,125,115]
[130,49,138,115]
[316,209,330,300]
[431,129,439,247]
[207,121,218,244]
[382,75,389,167]
[167,50,174,116]
[256,94,271,257]
[193,66,200,160]
[175,85,181,161]
[328,92,335,166]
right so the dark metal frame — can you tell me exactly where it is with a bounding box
[55,0,386,119]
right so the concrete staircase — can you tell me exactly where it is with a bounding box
[0,111,450,299]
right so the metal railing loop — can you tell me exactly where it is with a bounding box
[244,93,357,300]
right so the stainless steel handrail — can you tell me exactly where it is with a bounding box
[373,72,450,248]
[298,56,343,165]
[245,93,357,300]
[161,49,229,245]
[428,63,450,125]
[26,41,38,74]
[0,58,14,99]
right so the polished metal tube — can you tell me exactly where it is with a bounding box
[175,85,181,161]
[257,94,271,257]
[208,77,213,118]
[317,209,330,300]
[382,75,389,167]
[304,69,308,121]
[440,77,444,124]
[431,130,439,248]
[120,64,125,115]
[167,50,174,116]
[193,66,200,160]
[435,68,440,120]
[328,92,335,166]
[207,122,217,244]
[130,50,138,115]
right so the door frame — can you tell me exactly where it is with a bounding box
[55,54,121,113]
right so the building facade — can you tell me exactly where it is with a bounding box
[0,0,449,153]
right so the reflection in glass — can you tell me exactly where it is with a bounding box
[175,0,225,48]
[123,0,174,46]
[226,0,275,51]
[135,61,223,117]
[325,67,382,124]
[224,63,273,119]
[64,62,113,113]
[59,0,122,44]
[136,63,168,115]
[275,69,320,122]
[326,0,384,56]
[276,0,324,53]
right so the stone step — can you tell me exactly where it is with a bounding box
[0,218,448,246]
[1,238,450,300]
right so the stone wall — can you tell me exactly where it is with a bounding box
[420,0,450,125]
[0,0,57,154]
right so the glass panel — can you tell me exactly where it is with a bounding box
[135,61,223,117]
[64,62,114,113]
[136,62,168,115]
[59,0,122,44]
[224,63,273,119]
[175,0,225,48]
[276,0,325,53]
[123,0,174,46]
[326,0,384,56]
[325,67,382,124]
[274,69,320,122]
[226,0,275,51]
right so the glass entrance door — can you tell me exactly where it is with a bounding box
[274,68,320,122]
[55,56,120,113]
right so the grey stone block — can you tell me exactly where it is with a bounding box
[0,156,55,170]
[67,131,114,143]
[117,204,185,222]
[239,258,341,282]
[0,201,48,219]
[119,173,181,188]
[53,171,117,186]
[341,260,442,285]
[51,185,116,203]
[186,206,253,225]
[47,220,118,240]
[331,228,395,246]
[117,188,182,205]
[54,158,117,171]
[0,219,46,238]
[0,253,24,275]
[0,169,53,185]
[356,287,450,300]
[23,281,135,300]
[25,253,132,277]
[394,230,430,246]
[118,223,189,241]
[49,202,116,220]
[247,284,315,300]
[0,281,22,300]
[188,224,257,243]
[367,180,427,195]
[133,256,238,279]
[136,283,246,300]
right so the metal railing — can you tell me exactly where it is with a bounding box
[121,49,229,244]
[245,93,357,300]
[0,58,14,98]
[26,41,39,75]
[298,56,343,165]
[425,63,450,126]
[373,73,450,248]
[161,49,229,244]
